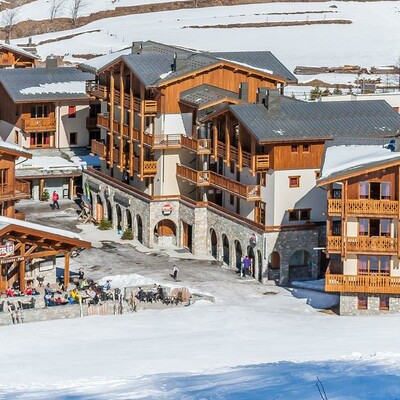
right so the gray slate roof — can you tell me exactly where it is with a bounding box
[97,41,296,87]
[210,51,297,83]
[180,84,239,108]
[0,67,95,102]
[229,99,400,142]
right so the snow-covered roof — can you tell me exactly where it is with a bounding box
[0,141,31,158]
[79,49,131,73]
[319,138,400,184]
[0,41,40,60]
[20,81,86,96]
[0,215,83,241]
[16,155,84,171]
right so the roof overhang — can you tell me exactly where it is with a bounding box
[0,146,32,159]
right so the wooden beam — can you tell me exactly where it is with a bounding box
[64,251,70,288]
[119,62,124,173]
[139,84,145,180]
[109,68,115,165]
[19,243,26,292]
[238,123,243,172]
[225,115,230,165]
[129,71,134,177]
[250,135,256,176]
[212,120,218,160]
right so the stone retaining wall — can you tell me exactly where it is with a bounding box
[340,293,400,315]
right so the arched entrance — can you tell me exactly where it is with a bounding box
[257,250,263,282]
[154,219,177,246]
[116,204,122,231]
[106,199,112,223]
[222,234,229,265]
[247,246,255,278]
[289,250,311,281]
[268,251,280,280]
[235,240,242,270]
[95,194,103,222]
[210,229,217,259]
[126,209,132,230]
[136,215,143,243]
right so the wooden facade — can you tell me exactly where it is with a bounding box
[0,47,38,68]
[320,160,400,294]
[0,146,32,218]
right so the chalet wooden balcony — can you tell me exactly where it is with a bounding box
[91,140,107,158]
[0,179,30,201]
[181,137,211,154]
[327,235,398,254]
[114,89,130,106]
[325,268,400,294]
[133,98,158,115]
[97,114,127,135]
[0,56,12,66]
[327,199,399,216]
[176,164,261,201]
[22,117,56,132]
[131,157,157,177]
[86,82,108,100]
[255,155,270,171]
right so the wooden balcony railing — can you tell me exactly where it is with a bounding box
[96,114,121,134]
[86,82,108,100]
[114,89,130,107]
[327,199,399,216]
[91,140,107,158]
[131,157,157,176]
[325,267,400,294]
[327,235,398,254]
[255,155,270,171]
[176,164,261,201]
[153,134,181,149]
[0,179,30,200]
[133,98,158,114]
[22,117,56,132]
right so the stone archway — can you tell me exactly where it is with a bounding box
[288,250,312,281]
[268,251,281,281]
[257,250,263,282]
[154,219,177,246]
[222,234,229,265]
[210,228,217,259]
[126,209,132,230]
[234,240,242,270]
[116,204,122,231]
[136,214,143,243]
[106,199,112,223]
[247,246,255,278]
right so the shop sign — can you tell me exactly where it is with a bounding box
[0,256,24,265]
[0,242,14,258]
[250,233,258,246]
[162,204,173,216]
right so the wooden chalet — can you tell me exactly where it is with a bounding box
[0,43,39,69]
[0,142,31,218]
[0,216,91,292]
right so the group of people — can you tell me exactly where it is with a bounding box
[240,255,253,278]
[6,281,40,298]
[44,282,68,307]
[136,284,165,303]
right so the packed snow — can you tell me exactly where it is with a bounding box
[20,81,86,95]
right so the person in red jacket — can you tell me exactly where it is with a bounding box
[52,191,60,209]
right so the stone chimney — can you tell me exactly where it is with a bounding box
[239,82,248,102]
[173,53,189,71]
[256,87,268,104]
[264,89,281,112]
[46,55,59,69]
[131,41,143,54]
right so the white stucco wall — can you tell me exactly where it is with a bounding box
[0,120,26,147]
[267,168,326,226]
[154,113,192,136]
[56,103,90,148]
[343,255,358,275]
[392,258,400,277]
[347,220,358,237]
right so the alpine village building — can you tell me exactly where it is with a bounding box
[318,138,400,315]
[84,41,400,286]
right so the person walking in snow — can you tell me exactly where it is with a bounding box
[52,191,60,210]
[172,265,179,281]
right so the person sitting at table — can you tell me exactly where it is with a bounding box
[6,287,15,297]
[57,282,65,294]
[12,281,20,291]
[102,280,111,291]
[44,283,53,296]
[136,287,146,302]
[86,288,99,305]
[55,296,68,305]
[80,279,89,290]
[157,285,164,302]
[24,287,33,296]
[70,288,82,303]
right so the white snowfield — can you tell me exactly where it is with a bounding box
[1,272,400,396]
[8,1,400,88]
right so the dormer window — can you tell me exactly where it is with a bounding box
[359,181,391,200]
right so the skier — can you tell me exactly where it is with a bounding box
[172,265,179,281]
[52,191,60,210]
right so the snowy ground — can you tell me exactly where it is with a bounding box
[1,199,398,398]
[8,1,400,90]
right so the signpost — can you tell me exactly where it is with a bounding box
[0,242,14,258]
[162,204,173,216]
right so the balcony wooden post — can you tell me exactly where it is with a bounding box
[250,136,256,176]
[39,178,44,201]
[129,71,134,177]
[238,124,243,172]
[343,180,348,260]
[19,243,26,292]
[212,120,218,160]
[139,84,145,180]
[109,68,115,165]
[225,115,230,165]
[119,63,124,172]
[64,251,70,290]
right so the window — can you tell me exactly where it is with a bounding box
[289,176,300,188]
[29,132,52,148]
[70,132,77,145]
[229,194,234,205]
[288,209,310,221]
[68,105,76,118]
[357,294,368,310]
[379,294,389,310]
[358,255,390,276]
[359,181,391,200]
[0,169,8,185]
[302,144,310,153]
[30,104,49,118]
[230,161,235,174]
[315,170,320,180]
[358,218,391,237]
[291,145,298,153]
[14,130,19,144]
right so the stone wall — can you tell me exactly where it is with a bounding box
[340,293,400,315]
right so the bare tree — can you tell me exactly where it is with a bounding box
[49,0,64,22]
[70,0,86,26]
[1,5,20,43]
[392,56,400,91]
